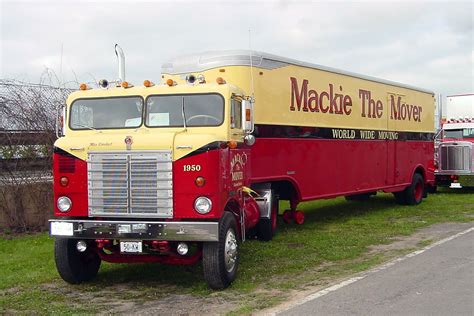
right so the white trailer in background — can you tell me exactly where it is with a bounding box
[435,94,474,188]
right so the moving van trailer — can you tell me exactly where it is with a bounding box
[50,49,435,289]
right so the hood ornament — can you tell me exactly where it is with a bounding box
[124,136,133,150]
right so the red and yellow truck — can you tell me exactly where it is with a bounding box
[50,49,435,289]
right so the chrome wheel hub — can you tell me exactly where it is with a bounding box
[224,229,238,272]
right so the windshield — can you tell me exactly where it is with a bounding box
[146,94,224,127]
[444,128,474,139]
[70,97,144,130]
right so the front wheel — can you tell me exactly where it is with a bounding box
[203,212,239,289]
[54,238,101,284]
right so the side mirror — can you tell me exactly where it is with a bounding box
[244,134,256,146]
[55,103,66,138]
[241,98,254,134]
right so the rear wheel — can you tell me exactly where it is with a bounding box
[257,193,278,241]
[203,212,239,289]
[394,173,424,205]
[54,238,101,284]
[427,184,437,194]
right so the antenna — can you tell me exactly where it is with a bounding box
[59,43,63,87]
[248,28,255,98]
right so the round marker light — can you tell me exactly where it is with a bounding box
[196,74,206,83]
[76,240,87,252]
[57,196,72,212]
[228,140,238,149]
[79,83,88,90]
[166,79,175,86]
[121,81,130,88]
[216,77,226,85]
[143,80,154,87]
[176,242,189,255]
[60,176,69,187]
[195,176,206,187]
[194,197,212,214]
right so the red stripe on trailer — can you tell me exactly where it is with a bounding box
[250,137,434,201]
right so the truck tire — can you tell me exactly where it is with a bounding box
[54,238,101,284]
[257,194,278,241]
[427,184,437,194]
[393,191,407,204]
[203,212,239,289]
[394,173,424,205]
[405,173,425,205]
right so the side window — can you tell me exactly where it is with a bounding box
[231,99,242,129]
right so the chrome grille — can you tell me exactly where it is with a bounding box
[438,142,472,172]
[88,151,173,218]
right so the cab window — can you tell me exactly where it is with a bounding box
[70,97,143,130]
[146,94,224,127]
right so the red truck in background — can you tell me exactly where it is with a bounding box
[435,94,474,188]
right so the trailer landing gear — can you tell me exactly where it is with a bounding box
[283,197,305,225]
[282,210,305,225]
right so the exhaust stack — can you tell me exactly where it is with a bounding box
[114,44,126,84]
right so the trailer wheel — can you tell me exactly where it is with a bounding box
[394,173,424,205]
[203,212,238,289]
[393,191,407,204]
[427,184,437,194]
[54,238,101,284]
[257,194,278,241]
[406,173,425,205]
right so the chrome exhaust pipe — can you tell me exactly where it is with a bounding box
[114,44,126,84]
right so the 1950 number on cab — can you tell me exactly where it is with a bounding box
[183,164,201,172]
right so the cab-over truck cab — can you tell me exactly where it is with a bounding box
[50,74,267,290]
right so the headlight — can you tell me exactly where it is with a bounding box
[194,197,212,214]
[57,196,72,212]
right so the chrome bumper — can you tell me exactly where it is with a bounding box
[454,175,474,187]
[48,219,219,242]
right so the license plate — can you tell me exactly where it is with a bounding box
[50,222,73,236]
[120,241,142,253]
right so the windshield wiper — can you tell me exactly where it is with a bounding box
[181,97,187,130]
[73,123,99,131]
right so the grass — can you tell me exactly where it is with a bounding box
[1,188,473,314]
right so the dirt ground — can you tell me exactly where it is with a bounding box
[45,222,473,316]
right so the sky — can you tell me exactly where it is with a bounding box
[1,0,473,98]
